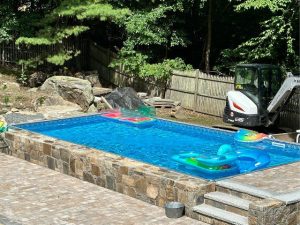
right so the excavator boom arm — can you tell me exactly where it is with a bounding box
[267,76,300,113]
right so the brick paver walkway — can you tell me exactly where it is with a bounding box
[0,154,206,225]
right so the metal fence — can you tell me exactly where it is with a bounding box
[0,40,89,69]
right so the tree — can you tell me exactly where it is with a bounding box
[219,0,299,71]
[16,0,130,66]
[109,1,194,83]
[4,0,297,76]
[0,0,59,43]
[204,0,212,73]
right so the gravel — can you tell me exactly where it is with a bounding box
[3,113,45,125]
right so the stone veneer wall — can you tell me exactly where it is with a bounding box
[4,129,214,216]
[249,198,300,225]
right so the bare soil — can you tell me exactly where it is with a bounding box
[0,65,228,127]
[156,108,227,127]
[0,73,49,113]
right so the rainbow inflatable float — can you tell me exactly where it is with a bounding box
[172,144,270,174]
[0,120,7,133]
[234,129,267,142]
[172,144,239,176]
[100,109,156,127]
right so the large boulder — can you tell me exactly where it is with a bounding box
[37,105,83,119]
[40,76,94,111]
[33,94,82,111]
[105,87,144,110]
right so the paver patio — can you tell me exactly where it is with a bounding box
[0,153,206,225]
[227,161,300,194]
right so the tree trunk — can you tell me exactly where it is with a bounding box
[204,0,212,74]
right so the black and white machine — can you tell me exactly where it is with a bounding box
[223,64,300,127]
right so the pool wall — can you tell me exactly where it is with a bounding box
[4,128,214,216]
[3,128,300,225]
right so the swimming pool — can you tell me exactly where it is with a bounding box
[15,115,300,180]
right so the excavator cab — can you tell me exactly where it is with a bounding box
[224,64,284,127]
[234,64,283,110]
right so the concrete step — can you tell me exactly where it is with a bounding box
[193,204,248,225]
[216,180,273,202]
[204,192,250,217]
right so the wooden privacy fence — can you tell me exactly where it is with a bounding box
[89,42,234,117]
[89,43,299,129]
[166,70,234,117]
[166,71,300,129]
[89,42,166,96]
[279,89,300,130]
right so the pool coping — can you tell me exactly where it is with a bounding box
[217,180,300,204]
[10,112,300,146]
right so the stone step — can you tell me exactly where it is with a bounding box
[204,192,250,217]
[216,180,273,202]
[193,204,248,225]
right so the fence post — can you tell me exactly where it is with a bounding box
[193,70,200,112]
[1,43,4,65]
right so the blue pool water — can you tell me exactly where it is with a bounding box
[15,115,300,180]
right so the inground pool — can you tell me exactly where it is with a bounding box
[14,115,300,180]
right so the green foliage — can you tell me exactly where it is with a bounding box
[0,1,57,43]
[236,0,291,12]
[16,26,89,45]
[2,0,298,76]
[140,58,192,80]
[111,2,192,81]
[0,3,18,43]
[16,0,130,67]
[124,5,188,47]
[16,37,54,45]
[46,50,80,65]
[112,48,192,81]
[219,0,298,71]
[47,0,130,22]
[3,95,10,106]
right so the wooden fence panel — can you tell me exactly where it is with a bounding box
[279,89,300,130]
[89,42,166,96]
[168,70,234,117]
